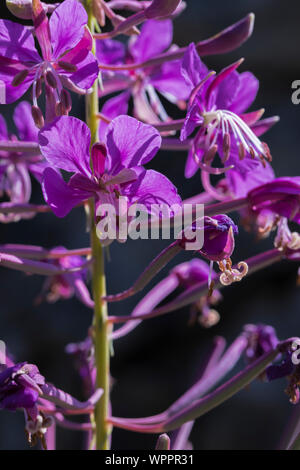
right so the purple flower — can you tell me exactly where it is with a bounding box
[96,19,191,127]
[243,324,279,364]
[35,247,90,305]
[199,215,238,262]
[266,345,300,405]
[172,258,222,327]
[246,177,300,249]
[0,362,44,411]
[248,177,300,224]
[66,337,95,397]
[40,115,181,231]
[0,101,45,222]
[0,0,98,109]
[180,43,276,179]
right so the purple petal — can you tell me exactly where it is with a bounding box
[150,59,191,101]
[0,66,35,104]
[105,116,161,173]
[39,116,92,176]
[1,387,39,411]
[226,163,275,198]
[214,70,240,110]
[61,52,99,90]
[42,167,88,218]
[99,92,130,141]
[184,148,202,179]
[180,101,202,141]
[60,27,93,65]
[129,20,173,62]
[124,168,181,211]
[49,0,88,60]
[0,20,40,62]
[96,38,126,65]
[13,101,38,142]
[229,71,259,114]
[181,43,208,90]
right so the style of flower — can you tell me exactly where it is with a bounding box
[0,101,45,222]
[96,19,191,127]
[0,0,99,118]
[40,115,181,243]
[180,43,276,179]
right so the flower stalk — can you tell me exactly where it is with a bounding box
[85,0,111,450]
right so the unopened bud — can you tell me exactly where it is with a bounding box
[31,105,44,129]
[145,0,182,19]
[155,434,170,450]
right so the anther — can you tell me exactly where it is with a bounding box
[31,105,44,129]
[57,61,78,73]
[222,132,231,162]
[238,142,246,160]
[45,70,57,89]
[12,69,29,87]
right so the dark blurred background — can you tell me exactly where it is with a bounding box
[0,0,300,450]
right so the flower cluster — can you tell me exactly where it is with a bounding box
[0,0,299,451]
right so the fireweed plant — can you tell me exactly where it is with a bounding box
[0,0,299,451]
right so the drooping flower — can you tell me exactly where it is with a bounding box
[248,177,300,223]
[40,115,181,243]
[96,19,191,127]
[0,0,99,118]
[247,177,300,249]
[35,247,92,307]
[266,341,300,405]
[172,258,222,327]
[0,101,46,222]
[66,337,95,397]
[243,324,279,364]
[0,362,44,411]
[180,43,276,179]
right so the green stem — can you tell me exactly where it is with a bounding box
[84,1,111,450]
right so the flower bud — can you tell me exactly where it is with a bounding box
[145,0,182,19]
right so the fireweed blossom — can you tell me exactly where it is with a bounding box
[0,101,45,222]
[35,247,92,307]
[180,43,275,180]
[40,114,181,241]
[0,357,103,448]
[246,177,300,250]
[171,258,222,327]
[0,0,99,119]
[96,19,191,125]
